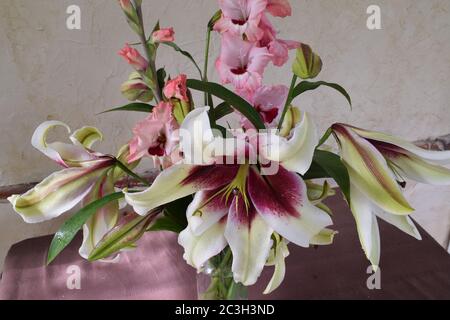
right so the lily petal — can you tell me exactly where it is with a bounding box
[351,126,450,165]
[70,126,104,149]
[349,183,380,268]
[31,121,97,167]
[186,189,230,236]
[333,124,414,215]
[310,228,338,245]
[385,151,450,186]
[248,166,333,247]
[264,238,289,295]
[260,111,317,175]
[124,164,239,215]
[79,174,119,259]
[178,218,227,270]
[180,106,215,165]
[225,195,273,286]
[375,210,422,240]
[8,165,111,223]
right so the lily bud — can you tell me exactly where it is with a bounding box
[279,106,301,137]
[121,72,154,102]
[292,44,322,79]
[88,210,161,261]
[151,27,175,43]
[118,44,149,72]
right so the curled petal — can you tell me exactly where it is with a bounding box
[264,238,289,295]
[260,111,317,175]
[178,219,227,270]
[248,166,333,247]
[225,195,273,286]
[351,126,450,165]
[124,164,239,215]
[31,121,97,167]
[8,165,111,223]
[70,126,104,149]
[349,183,381,268]
[333,124,414,215]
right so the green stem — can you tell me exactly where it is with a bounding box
[136,6,162,103]
[277,74,297,131]
[203,28,212,106]
[115,160,151,187]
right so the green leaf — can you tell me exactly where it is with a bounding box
[98,103,154,114]
[304,150,350,201]
[317,127,333,148]
[292,81,352,108]
[147,196,191,233]
[115,160,150,187]
[88,211,159,261]
[47,192,124,265]
[157,68,167,93]
[162,42,203,77]
[214,102,234,120]
[187,79,265,130]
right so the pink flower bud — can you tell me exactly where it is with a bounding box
[118,44,149,71]
[163,74,189,102]
[152,28,175,43]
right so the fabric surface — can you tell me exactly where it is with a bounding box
[0,196,449,300]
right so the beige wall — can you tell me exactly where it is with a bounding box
[0,0,449,270]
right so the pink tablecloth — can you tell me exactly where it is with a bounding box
[1,196,449,300]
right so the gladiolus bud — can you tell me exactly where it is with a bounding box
[118,44,149,72]
[292,44,322,79]
[121,72,154,102]
[151,28,175,43]
[163,74,192,124]
[118,0,139,24]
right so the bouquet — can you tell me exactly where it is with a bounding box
[8,0,450,300]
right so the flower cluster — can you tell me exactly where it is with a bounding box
[215,0,299,111]
[7,0,450,300]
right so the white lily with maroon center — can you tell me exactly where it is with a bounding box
[8,121,133,259]
[125,107,333,289]
[332,123,450,267]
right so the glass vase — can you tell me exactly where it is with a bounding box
[197,249,248,300]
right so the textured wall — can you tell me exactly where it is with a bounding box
[0,0,449,270]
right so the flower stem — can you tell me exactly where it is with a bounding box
[136,6,162,103]
[203,28,212,106]
[277,74,297,131]
[115,160,151,187]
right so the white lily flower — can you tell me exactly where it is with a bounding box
[126,107,332,286]
[8,121,136,260]
[332,123,450,267]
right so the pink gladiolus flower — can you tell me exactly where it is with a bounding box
[216,34,272,93]
[152,27,175,43]
[128,102,180,164]
[214,0,268,41]
[241,85,289,129]
[259,15,300,66]
[118,44,149,71]
[163,74,189,102]
[266,0,292,17]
